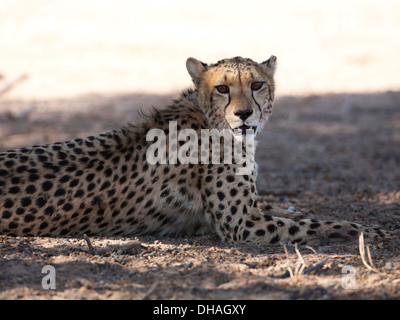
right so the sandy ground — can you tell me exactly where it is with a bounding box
[0,0,400,300]
[0,91,400,300]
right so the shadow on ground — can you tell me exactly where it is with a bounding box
[1,91,400,299]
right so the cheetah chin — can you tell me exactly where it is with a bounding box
[235,125,258,136]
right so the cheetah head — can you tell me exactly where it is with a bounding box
[186,56,277,135]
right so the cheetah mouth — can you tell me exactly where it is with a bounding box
[237,125,257,135]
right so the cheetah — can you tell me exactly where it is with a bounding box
[0,56,397,245]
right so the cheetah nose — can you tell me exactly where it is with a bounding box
[233,109,253,121]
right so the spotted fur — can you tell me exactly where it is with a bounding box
[0,56,397,244]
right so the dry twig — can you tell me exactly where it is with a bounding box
[83,234,96,256]
[283,245,294,278]
[0,74,28,97]
[303,258,329,275]
[140,281,158,300]
[294,243,306,276]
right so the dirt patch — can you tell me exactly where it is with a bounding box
[1,91,400,299]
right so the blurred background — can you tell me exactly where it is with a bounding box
[0,0,399,100]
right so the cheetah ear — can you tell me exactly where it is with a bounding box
[261,55,277,77]
[186,57,208,83]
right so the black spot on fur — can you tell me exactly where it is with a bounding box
[100,181,111,191]
[69,179,79,187]
[4,160,14,168]
[8,186,20,194]
[39,222,49,230]
[60,229,69,236]
[263,214,273,221]
[44,206,54,216]
[74,190,84,198]
[42,181,53,191]
[255,229,266,236]
[328,232,341,239]
[289,226,300,235]
[9,222,18,229]
[135,177,144,186]
[36,197,47,208]
[348,230,358,236]
[267,224,277,233]
[62,203,73,212]
[244,220,254,228]
[54,188,66,197]
[2,211,12,219]
[104,168,113,177]
[28,174,40,182]
[21,197,32,207]
[270,235,280,244]
[26,185,36,194]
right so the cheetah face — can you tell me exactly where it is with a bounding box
[186,56,276,135]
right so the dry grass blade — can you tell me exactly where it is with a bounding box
[271,245,327,279]
[283,245,294,278]
[358,232,378,273]
[140,281,158,300]
[294,243,306,277]
[270,245,294,279]
[306,246,318,254]
[366,245,375,268]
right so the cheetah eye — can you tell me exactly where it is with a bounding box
[251,82,264,91]
[215,85,230,94]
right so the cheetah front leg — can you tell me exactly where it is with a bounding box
[202,170,397,245]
